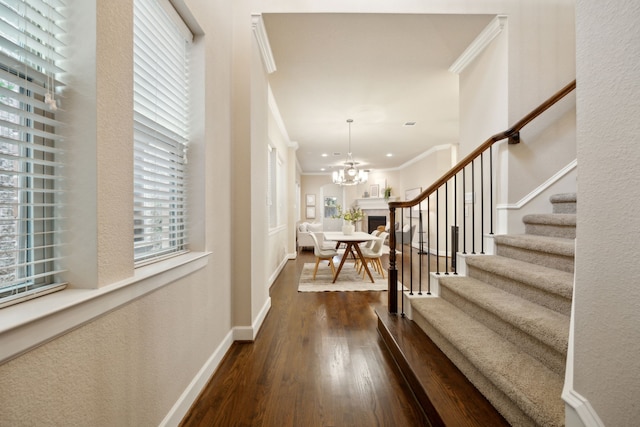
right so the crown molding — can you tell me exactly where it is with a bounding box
[389,144,453,172]
[449,15,507,74]
[251,14,277,74]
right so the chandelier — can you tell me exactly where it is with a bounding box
[332,119,368,186]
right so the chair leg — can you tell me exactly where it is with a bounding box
[377,259,385,278]
[313,258,321,279]
[329,259,336,275]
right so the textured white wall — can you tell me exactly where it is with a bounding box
[574,0,640,425]
[0,0,235,425]
[0,270,223,426]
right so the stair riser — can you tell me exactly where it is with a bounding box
[467,265,572,316]
[496,244,574,273]
[552,202,576,214]
[411,310,539,427]
[439,284,567,375]
[525,223,576,239]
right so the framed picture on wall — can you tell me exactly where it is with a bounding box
[306,206,316,219]
[306,194,316,206]
[370,184,380,198]
[405,187,422,217]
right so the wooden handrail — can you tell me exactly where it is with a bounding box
[388,80,576,313]
[389,80,576,211]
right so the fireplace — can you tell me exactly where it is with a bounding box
[367,216,386,233]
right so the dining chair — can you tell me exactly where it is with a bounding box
[309,232,339,279]
[357,231,389,278]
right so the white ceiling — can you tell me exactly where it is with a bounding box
[262,13,495,175]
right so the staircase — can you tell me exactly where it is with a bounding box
[399,193,575,426]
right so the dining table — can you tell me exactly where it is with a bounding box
[323,231,380,283]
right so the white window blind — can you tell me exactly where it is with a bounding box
[0,0,67,308]
[133,0,192,264]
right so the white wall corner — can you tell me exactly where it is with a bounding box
[268,85,291,142]
[251,14,277,74]
[159,329,234,427]
[449,15,507,74]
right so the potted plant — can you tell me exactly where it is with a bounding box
[333,205,364,235]
[383,186,392,200]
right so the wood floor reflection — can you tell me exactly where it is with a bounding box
[180,250,430,427]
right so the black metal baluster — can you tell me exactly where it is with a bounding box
[462,167,466,254]
[418,201,423,295]
[471,159,476,254]
[490,145,494,235]
[481,152,485,254]
[427,196,431,295]
[401,212,408,296]
[453,173,458,274]
[400,209,405,316]
[445,181,449,274]
[436,187,440,274]
[409,212,413,296]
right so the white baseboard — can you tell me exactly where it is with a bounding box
[160,329,234,427]
[160,256,281,426]
[233,296,272,341]
[563,388,605,427]
[161,298,273,423]
[269,254,292,288]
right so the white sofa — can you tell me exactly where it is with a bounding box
[297,222,324,250]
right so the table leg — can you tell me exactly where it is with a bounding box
[332,242,352,283]
[352,243,375,283]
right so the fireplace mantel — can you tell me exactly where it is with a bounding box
[355,196,399,210]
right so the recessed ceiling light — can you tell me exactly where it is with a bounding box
[403,121,417,127]
[321,153,328,157]
[386,153,393,157]
[320,168,326,171]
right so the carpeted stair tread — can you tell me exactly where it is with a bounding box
[494,234,575,256]
[438,275,569,355]
[550,193,576,204]
[523,213,576,238]
[465,255,573,300]
[412,297,565,427]
[523,213,576,226]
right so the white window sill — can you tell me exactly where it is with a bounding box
[0,251,210,365]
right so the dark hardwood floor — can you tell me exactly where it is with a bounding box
[180,250,431,427]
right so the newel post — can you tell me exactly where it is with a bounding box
[388,207,398,314]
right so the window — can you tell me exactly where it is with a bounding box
[0,0,66,308]
[133,0,192,264]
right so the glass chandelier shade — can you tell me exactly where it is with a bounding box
[332,119,368,186]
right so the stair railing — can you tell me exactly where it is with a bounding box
[387,80,576,315]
